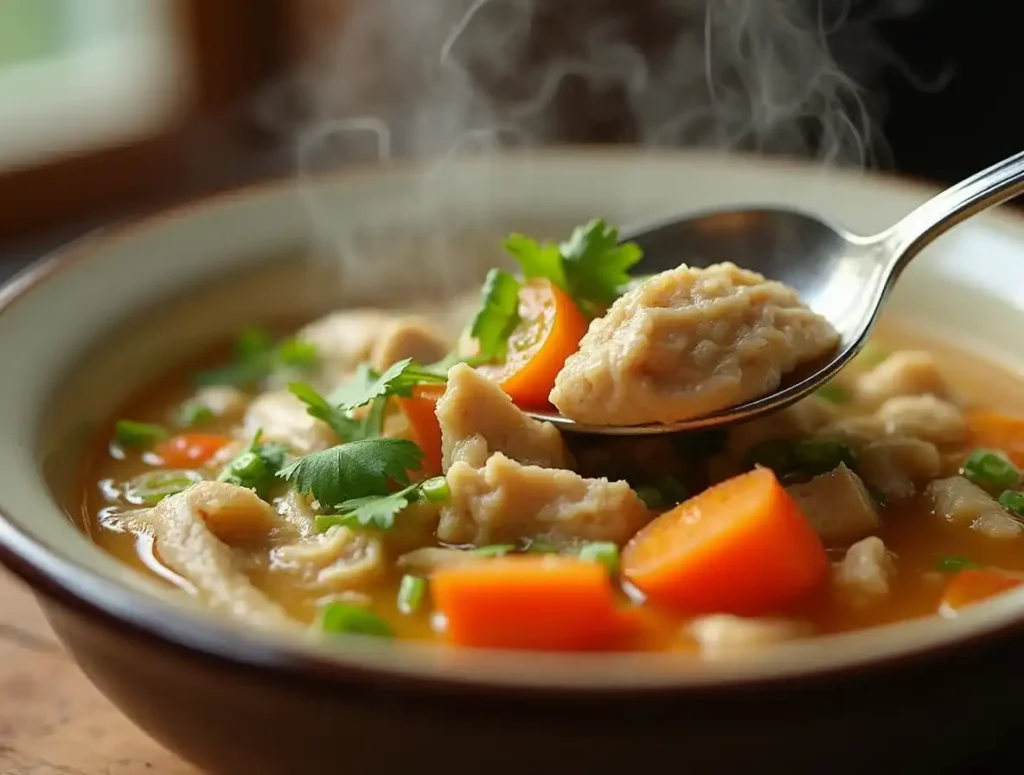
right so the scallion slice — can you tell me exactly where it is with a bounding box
[124,469,202,506]
[961,449,1021,490]
[577,541,620,575]
[318,603,393,637]
[397,575,428,614]
[114,420,169,448]
[999,490,1024,517]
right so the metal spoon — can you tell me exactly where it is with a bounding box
[527,149,1024,435]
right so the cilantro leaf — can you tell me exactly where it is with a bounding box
[276,437,423,509]
[318,485,419,531]
[559,219,643,305]
[196,328,319,388]
[288,381,363,441]
[502,220,644,316]
[469,268,522,362]
[331,359,447,412]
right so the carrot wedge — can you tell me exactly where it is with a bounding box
[153,433,231,467]
[939,569,1023,615]
[431,555,620,651]
[396,384,445,476]
[477,279,590,410]
[964,410,1024,468]
[621,467,828,616]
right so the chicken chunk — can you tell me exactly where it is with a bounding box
[857,437,941,502]
[437,364,571,471]
[298,309,395,379]
[814,416,888,452]
[688,615,811,657]
[396,546,482,574]
[786,463,879,548]
[549,263,839,425]
[438,452,650,546]
[854,350,949,407]
[189,385,250,421]
[926,476,1024,538]
[725,395,838,460]
[369,315,451,372]
[875,395,966,447]
[136,482,295,629]
[244,389,337,454]
[834,536,894,600]
[273,526,384,590]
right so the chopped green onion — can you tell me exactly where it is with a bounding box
[178,400,214,427]
[420,476,451,503]
[114,420,169,448]
[124,469,203,506]
[397,575,428,614]
[276,338,319,369]
[318,603,393,638]
[815,382,849,404]
[851,342,889,369]
[234,327,274,359]
[999,490,1024,517]
[473,544,515,557]
[577,541,620,575]
[633,476,688,510]
[217,431,288,497]
[937,556,982,573]
[961,449,1021,490]
[744,439,797,474]
[526,538,559,554]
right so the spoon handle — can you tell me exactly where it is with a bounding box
[881,149,1024,273]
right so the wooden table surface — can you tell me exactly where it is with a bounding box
[0,568,195,775]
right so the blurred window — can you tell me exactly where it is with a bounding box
[0,0,188,173]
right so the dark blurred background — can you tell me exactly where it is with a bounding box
[0,0,1015,273]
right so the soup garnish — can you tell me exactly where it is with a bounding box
[79,219,1024,656]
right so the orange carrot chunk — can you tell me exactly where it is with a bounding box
[478,279,589,409]
[431,555,620,651]
[964,410,1024,468]
[396,384,445,476]
[940,569,1023,614]
[154,433,232,468]
[621,467,829,616]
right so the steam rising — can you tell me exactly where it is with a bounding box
[257,0,927,284]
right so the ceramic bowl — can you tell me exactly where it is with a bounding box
[2,150,1024,775]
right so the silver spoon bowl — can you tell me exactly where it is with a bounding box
[527,150,1024,435]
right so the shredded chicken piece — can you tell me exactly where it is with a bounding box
[136,482,295,629]
[274,526,384,590]
[298,308,396,376]
[275,490,318,539]
[786,463,879,548]
[244,389,337,454]
[688,615,811,657]
[437,364,571,471]
[397,547,482,574]
[857,436,941,502]
[834,536,894,601]
[549,262,839,425]
[854,350,949,407]
[438,452,650,547]
[874,394,966,447]
[369,315,450,372]
[191,385,250,420]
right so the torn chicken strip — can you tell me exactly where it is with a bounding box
[853,350,950,407]
[857,436,940,502]
[437,364,572,471]
[273,526,385,591]
[549,262,839,426]
[786,463,879,548]
[438,452,650,547]
[926,476,1024,538]
[397,547,483,574]
[189,385,250,421]
[688,615,812,658]
[369,315,451,372]
[875,394,966,447]
[297,309,396,381]
[274,489,318,539]
[136,482,295,629]
[244,389,337,454]
[834,536,895,601]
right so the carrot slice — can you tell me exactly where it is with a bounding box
[621,467,829,616]
[396,384,445,476]
[964,410,1024,467]
[940,569,1023,614]
[153,434,231,468]
[431,555,620,651]
[478,279,590,409]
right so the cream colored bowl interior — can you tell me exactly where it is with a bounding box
[5,149,1024,689]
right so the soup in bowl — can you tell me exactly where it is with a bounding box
[5,151,1024,773]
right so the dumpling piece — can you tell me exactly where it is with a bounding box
[549,263,839,426]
